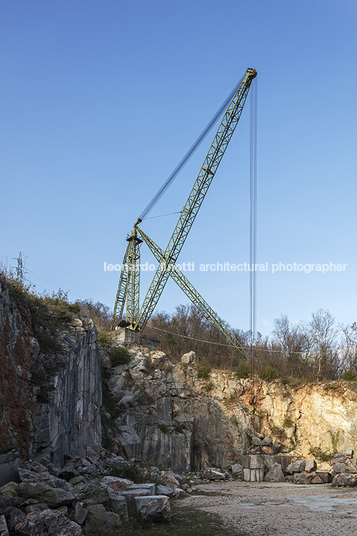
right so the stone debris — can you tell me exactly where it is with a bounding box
[202,468,226,480]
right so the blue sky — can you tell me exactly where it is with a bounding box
[1,0,356,335]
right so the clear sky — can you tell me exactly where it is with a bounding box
[1,0,356,335]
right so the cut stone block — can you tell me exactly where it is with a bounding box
[135,495,171,522]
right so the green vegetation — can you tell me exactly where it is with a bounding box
[258,365,279,381]
[84,503,248,536]
[308,445,334,463]
[341,369,357,381]
[283,416,294,428]
[108,461,143,483]
[203,381,214,392]
[235,361,250,379]
[109,346,131,367]
[196,361,211,379]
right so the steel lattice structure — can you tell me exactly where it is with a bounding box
[112,68,257,353]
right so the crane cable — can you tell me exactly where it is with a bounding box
[249,78,257,342]
[139,75,245,221]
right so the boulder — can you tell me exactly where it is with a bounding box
[181,351,196,365]
[16,482,74,507]
[0,482,18,497]
[18,468,71,490]
[150,351,170,368]
[15,509,82,536]
[84,504,122,532]
[74,502,88,525]
[286,460,306,474]
[0,515,9,536]
[0,496,21,515]
[293,471,320,485]
[310,473,324,484]
[100,476,134,491]
[0,452,21,487]
[316,471,332,483]
[334,449,354,459]
[6,507,25,533]
[305,460,317,473]
[262,436,273,446]
[332,473,357,487]
[160,471,180,489]
[231,463,243,476]
[251,436,262,446]
[264,463,285,482]
[135,496,171,522]
[156,484,175,497]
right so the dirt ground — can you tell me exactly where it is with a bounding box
[179,481,357,535]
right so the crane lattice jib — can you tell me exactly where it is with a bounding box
[137,226,247,357]
[134,68,257,331]
[111,228,142,329]
[126,235,141,327]
[111,245,129,329]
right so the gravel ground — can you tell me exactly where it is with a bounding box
[179,481,357,535]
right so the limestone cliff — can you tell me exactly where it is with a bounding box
[103,346,357,471]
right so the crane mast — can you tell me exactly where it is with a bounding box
[112,67,257,352]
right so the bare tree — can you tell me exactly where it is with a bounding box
[309,309,340,379]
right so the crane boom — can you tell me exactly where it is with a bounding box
[137,226,247,356]
[134,68,257,330]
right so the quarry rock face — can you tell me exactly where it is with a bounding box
[3,275,357,478]
[0,277,102,468]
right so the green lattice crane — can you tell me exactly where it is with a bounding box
[112,67,257,355]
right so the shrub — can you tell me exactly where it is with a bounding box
[197,361,211,379]
[109,346,131,367]
[235,361,250,379]
[283,416,294,428]
[341,369,357,381]
[97,330,112,346]
[259,365,279,381]
[109,461,143,483]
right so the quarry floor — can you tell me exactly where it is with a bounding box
[178,481,357,535]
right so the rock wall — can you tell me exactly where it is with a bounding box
[103,348,357,472]
[0,277,102,466]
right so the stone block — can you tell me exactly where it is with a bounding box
[250,455,264,470]
[135,496,171,522]
[243,468,251,481]
[127,483,156,495]
[122,489,150,517]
